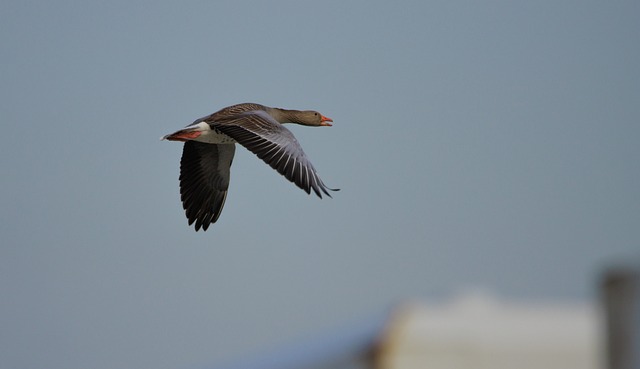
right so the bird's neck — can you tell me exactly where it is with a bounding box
[266,107,302,124]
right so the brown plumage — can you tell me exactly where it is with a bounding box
[162,103,338,231]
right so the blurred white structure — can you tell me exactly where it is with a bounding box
[377,291,601,369]
[218,290,602,369]
[217,262,640,369]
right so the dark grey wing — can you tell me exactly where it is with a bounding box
[179,141,236,231]
[215,110,337,198]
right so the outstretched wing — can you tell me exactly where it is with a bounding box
[215,110,337,198]
[179,141,236,231]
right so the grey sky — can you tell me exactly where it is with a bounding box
[1,1,639,368]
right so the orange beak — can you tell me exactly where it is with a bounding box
[320,115,333,126]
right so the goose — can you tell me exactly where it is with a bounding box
[162,103,338,231]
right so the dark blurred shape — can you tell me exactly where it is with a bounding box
[602,264,640,369]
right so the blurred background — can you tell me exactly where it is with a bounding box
[1,1,638,368]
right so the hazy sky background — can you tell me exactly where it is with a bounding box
[1,1,639,368]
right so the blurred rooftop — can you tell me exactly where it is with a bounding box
[217,289,602,369]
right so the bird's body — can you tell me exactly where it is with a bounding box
[162,103,337,231]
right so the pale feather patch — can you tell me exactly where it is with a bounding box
[193,128,237,144]
[162,122,237,144]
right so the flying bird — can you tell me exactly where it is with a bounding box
[162,103,338,231]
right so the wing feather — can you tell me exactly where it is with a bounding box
[179,141,235,231]
[214,111,337,198]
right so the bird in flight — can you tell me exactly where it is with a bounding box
[162,103,338,231]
